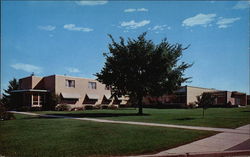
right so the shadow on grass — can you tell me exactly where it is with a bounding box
[47,113,150,118]
[241,111,250,112]
[174,117,197,121]
[21,113,150,119]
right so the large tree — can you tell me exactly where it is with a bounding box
[96,33,192,114]
[1,78,19,110]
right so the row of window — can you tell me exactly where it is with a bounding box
[65,79,110,90]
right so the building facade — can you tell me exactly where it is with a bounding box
[12,75,247,109]
[12,75,128,109]
[143,86,247,108]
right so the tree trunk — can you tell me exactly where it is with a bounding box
[202,108,205,118]
[137,96,143,115]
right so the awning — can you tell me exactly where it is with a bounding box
[104,94,111,99]
[86,94,99,100]
[61,93,80,99]
[11,89,49,93]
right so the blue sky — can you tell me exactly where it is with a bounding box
[1,1,249,94]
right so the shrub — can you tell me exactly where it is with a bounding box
[188,102,198,109]
[93,104,101,109]
[101,105,108,109]
[0,103,15,120]
[85,105,94,110]
[71,106,84,111]
[18,106,31,111]
[55,104,70,111]
[108,105,119,110]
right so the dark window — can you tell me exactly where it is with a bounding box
[88,82,96,89]
[65,79,75,88]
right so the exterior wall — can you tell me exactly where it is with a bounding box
[247,95,250,105]
[54,75,111,107]
[186,86,218,105]
[19,76,32,89]
[19,76,43,90]
[43,75,56,92]
[31,76,43,89]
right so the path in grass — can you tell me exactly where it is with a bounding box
[0,114,215,157]
[36,107,250,129]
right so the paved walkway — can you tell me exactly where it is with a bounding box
[11,111,250,156]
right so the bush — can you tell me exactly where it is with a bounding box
[93,104,101,109]
[101,105,108,109]
[108,105,119,110]
[18,106,31,111]
[71,106,84,111]
[0,103,15,120]
[55,104,70,111]
[85,105,94,110]
[188,102,198,109]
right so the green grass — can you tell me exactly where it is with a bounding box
[36,106,250,128]
[0,114,214,157]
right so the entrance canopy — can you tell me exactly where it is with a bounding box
[61,93,81,99]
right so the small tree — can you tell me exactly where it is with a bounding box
[196,93,216,118]
[96,33,192,115]
[1,78,19,110]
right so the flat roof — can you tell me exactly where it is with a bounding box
[11,89,49,93]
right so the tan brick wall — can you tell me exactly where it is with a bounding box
[186,86,218,105]
[54,75,111,106]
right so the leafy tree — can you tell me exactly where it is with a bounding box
[96,33,192,115]
[196,93,216,118]
[1,78,19,110]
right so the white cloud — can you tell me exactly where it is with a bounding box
[182,13,217,27]
[233,1,250,9]
[124,8,148,12]
[38,25,56,31]
[121,20,150,29]
[63,24,93,32]
[124,8,136,12]
[65,67,80,73]
[11,63,42,73]
[149,25,171,31]
[216,17,240,28]
[137,8,148,12]
[75,0,108,6]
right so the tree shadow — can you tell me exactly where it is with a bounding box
[45,113,150,118]
[241,111,250,112]
[21,112,150,119]
[173,117,197,121]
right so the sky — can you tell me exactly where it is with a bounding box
[1,0,250,94]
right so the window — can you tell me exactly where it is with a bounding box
[65,79,75,88]
[33,94,39,105]
[88,82,96,89]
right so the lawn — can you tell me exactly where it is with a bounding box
[36,106,250,128]
[0,114,214,157]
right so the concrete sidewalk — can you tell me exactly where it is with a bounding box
[154,125,250,156]
[11,111,250,156]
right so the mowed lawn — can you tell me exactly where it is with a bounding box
[0,114,214,157]
[37,106,250,128]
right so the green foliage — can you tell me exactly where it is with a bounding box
[43,93,61,111]
[196,93,216,117]
[0,103,15,120]
[0,78,19,110]
[55,104,70,111]
[96,33,192,114]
